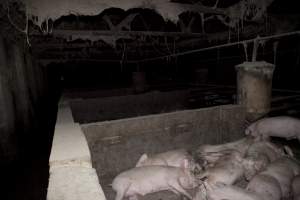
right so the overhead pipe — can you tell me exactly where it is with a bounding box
[138,31,300,63]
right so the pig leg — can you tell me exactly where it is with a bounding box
[129,195,139,200]
[197,138,253,155]
[114,183,131,200]
[169,188,180,195]
[168,187,189,200]
[168,181,193,200]
[115,191,125,200]
[193,185,207,200]
[201,152,225,164]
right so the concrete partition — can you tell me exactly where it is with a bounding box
[81,105,245,183]
[47,102,106,200]
[70,90,188,123]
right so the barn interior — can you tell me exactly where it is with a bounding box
[1,0,300,200]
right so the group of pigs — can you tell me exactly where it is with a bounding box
[112,116,300,200]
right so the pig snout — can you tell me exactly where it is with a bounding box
[112,165,198,200]
[245,124,257,136]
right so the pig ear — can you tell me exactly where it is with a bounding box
[181,159,189,169]
[136,153,148,167]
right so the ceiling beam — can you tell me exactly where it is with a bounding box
[32,30,207,39]
[38,58,138,65]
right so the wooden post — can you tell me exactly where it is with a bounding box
[0,37,17,160]
[194,68,208,85]
[132,71,147,93]
[236,61,274,121]
[12,44,31,130]
[25,49,39,106]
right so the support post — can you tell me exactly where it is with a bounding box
[0,37,18,160]
[194,68,208,85]
[235,61,275,121]
[132,71,147,93]
[12,44,31,130]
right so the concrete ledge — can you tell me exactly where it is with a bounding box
[47,102,106,200]
[47,166,106,200]
[56,102,74,125]
[49,123,92,169]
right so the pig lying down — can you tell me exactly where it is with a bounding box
[136,149,200,171]
[198,151,246,186]
[111,127,299,200]
[245,116,300,141]
[202,157,300,200]
[202,182,264,200]
[112,161,199,200]
[243,141,288,180]
[194,150,255,200]
[196,137,254,167]
[246,157,300,199]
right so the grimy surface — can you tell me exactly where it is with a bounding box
[81,105,246,200]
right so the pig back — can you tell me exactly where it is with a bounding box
[256,116,300,138]
[137,149,197,169]
[247,174,282,200]
[259,157,300,198]
[112,166,196,195]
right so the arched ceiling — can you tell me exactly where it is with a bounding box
[2,0,300,63]
[25,0,223,28]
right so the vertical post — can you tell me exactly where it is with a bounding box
[0,37,18,160]
[132,71,147,93]
[194,68,208,85]
[25,49,39,105]
[235,61,274,121]
[35,61,47,99]
[12,44,31,130]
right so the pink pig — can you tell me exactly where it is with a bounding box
[112,160,199,200]
[247,157,300,199]
[245,116,300,141]
[136,149,200,171]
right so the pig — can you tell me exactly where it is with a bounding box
[198,151,246,186]
[196,182,264,200]
[242,141,288,180]
[245,116,300,141]
[196,137,254,167]
[136,149,200,171]
[193,150,250,200]
[112,160,199,200]
[292,175,300,200]
[246,174,282,200]
[247,157,300,199]
[200,157,300,200]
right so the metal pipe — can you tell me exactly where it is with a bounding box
[138,31,300,63]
